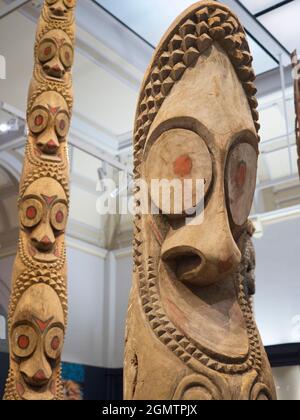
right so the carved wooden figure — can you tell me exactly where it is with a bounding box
[4,0,76,400]
[124,1,277,400]
[291,50,300,177]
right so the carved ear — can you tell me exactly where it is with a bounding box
[246,220,256,237]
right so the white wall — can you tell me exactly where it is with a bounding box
[273,366,300,400]
[254,215,300,346]
[104,249,132,368]
[63,246,106,367]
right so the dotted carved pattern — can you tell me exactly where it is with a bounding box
[133,3,262,375]
[25,141,69,171]
[27,81,73,116]
[8,269,68,330]
[18,168,70,205]
[18,237,67,272]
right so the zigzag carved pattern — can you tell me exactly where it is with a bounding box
[138,256,262,375]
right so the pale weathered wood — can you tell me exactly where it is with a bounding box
[125,1,276,400]
[291,50,300,178]
[4,0,76,400]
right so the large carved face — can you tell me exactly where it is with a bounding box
[45,0,76,20]
[143,44,258,288]
[10,284,64,400]
[37,30,73,80]
[20,177,68,263]
[28,91,70,158]
[139,43,258,364]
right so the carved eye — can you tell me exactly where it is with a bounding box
[28,108,49,134]
[44,327,64,360]
[144,129,212,216]
[38,39,57,63]
[12,325,38,358]
[55,111,69,138]
[50,202,68,231]
[20,198,43,228]
[46,0,58,5]
[63,0,76,8]
[225,142,258,226]
[60,43,73,69]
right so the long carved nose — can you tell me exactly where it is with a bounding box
[31,222,55,252]
[43,58,66,79]
[50,1,67,17]
[37,127,60,155]
[161,207,241,287]
[20,346,52,388]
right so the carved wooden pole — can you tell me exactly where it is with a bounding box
[291,50,300,178]
[4,0,76,400]
[125,1,277,400]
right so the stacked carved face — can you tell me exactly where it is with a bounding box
[10,284,64,400]
[37,29,74,82]
[20,177,68,263]
[28,92,70,160]
[45,0,76,21]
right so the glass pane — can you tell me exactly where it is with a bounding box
[97,0,277,74]
[240,0,287,15]
[259,104,286,142]
[248,35,277,74]
[259,2,300,52]
[97,0,195,46]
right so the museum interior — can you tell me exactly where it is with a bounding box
[0,0,300,401]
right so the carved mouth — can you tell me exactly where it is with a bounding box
[22,373,49,389]
[43,65,65,79]
[33,143,62,162]
[49,10,68,20]
[28,245,59,263]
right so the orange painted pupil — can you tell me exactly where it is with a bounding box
[173,155,193,178]
[44,46,52,57]
[35,115,44,127]
[51,336,60,351]
[56,210,64,223]
[26,206,37,220]
[235,161,247,188]
[65,52,70,61]
[18,335,29,350]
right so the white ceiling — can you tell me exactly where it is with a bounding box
[240,0,286,14]
[258,1,300,52]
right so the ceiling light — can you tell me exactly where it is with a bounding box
[0,123,9,133]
